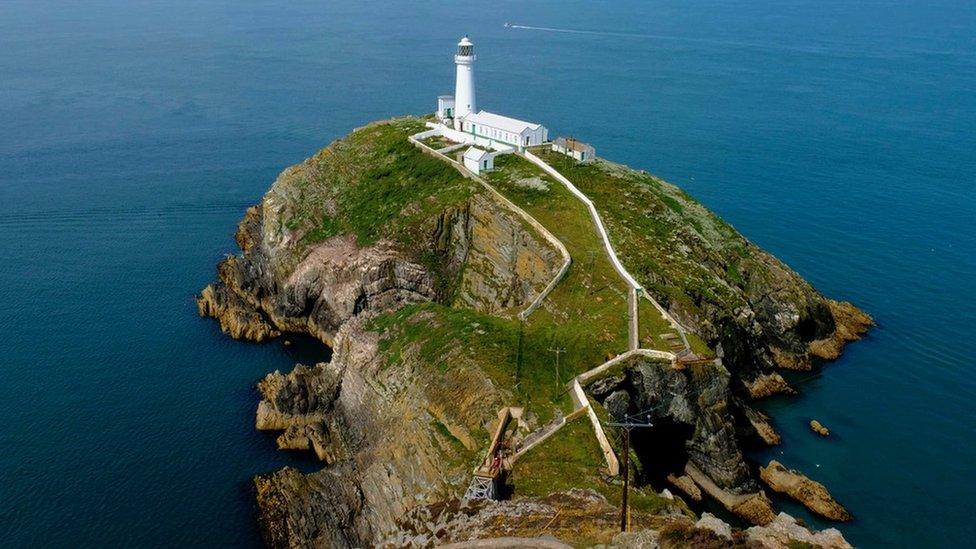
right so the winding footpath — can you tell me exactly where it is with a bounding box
[409,129,686,494]
[522,150,692,353]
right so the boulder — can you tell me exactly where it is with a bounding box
[695,513,732,540]
[666,474,702,502]
[745,512,852,548]
[810,419,830,436]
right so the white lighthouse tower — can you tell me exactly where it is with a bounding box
[453,36,476,129]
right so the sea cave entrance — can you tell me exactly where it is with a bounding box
[628,417,694,487]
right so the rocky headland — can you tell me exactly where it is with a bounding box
[198,118,871,547]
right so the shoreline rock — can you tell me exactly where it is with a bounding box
[810,419,830,437]
[759,460,852,522]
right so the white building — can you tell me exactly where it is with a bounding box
[435,36,548,152]
[459,111,548,152]
[437,95,455,119]
[552,137,596,163]
[462,147,493,174]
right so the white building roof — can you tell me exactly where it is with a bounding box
[463,110,542,135]
[463,147,492,162]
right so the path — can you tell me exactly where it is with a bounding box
[522,150,692,354]
[409,128,570,321]
[410,127,686,500]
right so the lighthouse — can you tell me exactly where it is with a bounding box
[453,36,476,128]
[433,37,548,151]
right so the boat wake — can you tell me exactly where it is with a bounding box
[502,22,970,60]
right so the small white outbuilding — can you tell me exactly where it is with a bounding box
[552,137,596,163]
[437,95,455,120]
[462,147,493,174]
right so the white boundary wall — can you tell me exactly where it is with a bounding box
[523,150,642,289]
[576,348,677,386]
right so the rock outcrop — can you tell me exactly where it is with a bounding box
[255,362,344,461]
[745,372,796,399]
[254,466,367,548]
[253,317,516,545]
[626,511,851,549]
[666,474,701,502]
[760,460,852,521]
[738,402,782,446]
[198,187,562,348]
[744,512,852,548]
[379,489,687,547]
[810,419,830,437]
[593,356,755,496]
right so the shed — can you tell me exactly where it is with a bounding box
[437,95,455,119]
[552,137,596,163]
[462,147,493,174]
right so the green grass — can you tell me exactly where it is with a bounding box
[637,294,676,351]
[483,154,632,358]
[510,414,675,514]
[509,415,607,496]
[279,119,476,256]
[368,302,617,424]
[420,135,457,149]
[530,147,757,322]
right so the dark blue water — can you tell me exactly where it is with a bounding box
[2,1,973,546]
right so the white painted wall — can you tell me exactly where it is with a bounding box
[463,152,493,174]
[454,38,476,119]
[437,96,454,119]
[459,120,548,151]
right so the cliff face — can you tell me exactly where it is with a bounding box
[199,120,566,546]
[254,317,514,547]
[589,358,753,494]
[199,118,870,547]
[198,121,561,347]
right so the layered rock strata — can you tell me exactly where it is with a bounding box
[760,460,852,521]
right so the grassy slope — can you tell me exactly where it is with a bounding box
[484,154,679,354]
[510,415,679,517]
[530,147,754,320]
[360,144,704,505]
[277,118,476,261]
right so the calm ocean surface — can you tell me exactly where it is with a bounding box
[1,1,973,546]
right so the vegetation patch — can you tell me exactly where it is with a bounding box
[279,119,476,258]
[529,147,763,325]
[510,415,678,516]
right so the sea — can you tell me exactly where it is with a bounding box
[1,1,973,547]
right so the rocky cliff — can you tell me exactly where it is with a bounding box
[199,118,869,547]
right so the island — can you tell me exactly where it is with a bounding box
[197,37,872,548]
